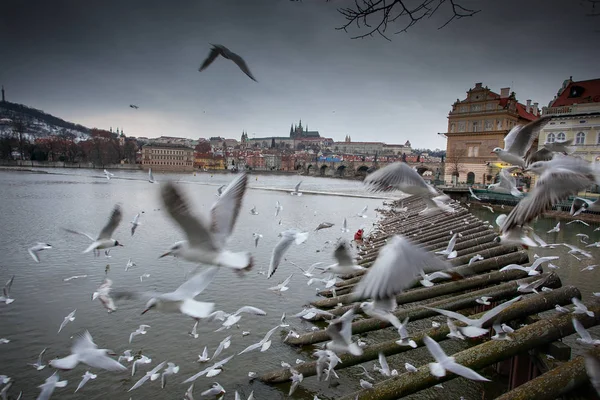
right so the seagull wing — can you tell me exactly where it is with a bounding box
[161,182,217,250]
[267,234,296,278]
[80,352,127,372]
[173,267,220,299]
[378,352,390,375]
[504,116,551,157]
[228,51,258,82]
[210,173,247,249]
[502,167,595,233]
[333,242,354,266]
[199,47,221,71]
[71,330,98,354]
[478,296,522,325]
[97,204,123,240]
[353,235,453,302]
[62,228,95,241]
[424,307,474,326]
[295,181,302,192]
[363,162,435,196]
[234,306,266,316]
[423,335,447,364]
[573,318,593,342]
[446,233,458,252]
[445,361,490,381]
[585,352,600,396]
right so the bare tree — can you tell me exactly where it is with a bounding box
[581,0,600,16]
[330,0,480,40]
[445,147,466,181]
[11,118,28,160]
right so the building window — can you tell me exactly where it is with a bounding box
[460,105,467,113]
[484,120,493,131]
[458,121,466,132]
[450,123,455,133]
[576,131,586,145]
[468,146,473,157]
[473,146,479,157]
[497,120,502,130]
[486,103,495,110]
[471,104,481,112]
[597,132,600,144]
[547,133,555,143]
[557,132,566,141]
[472,121,479,132]
[466,172,475,184]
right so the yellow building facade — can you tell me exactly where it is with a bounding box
[442,83,540,185]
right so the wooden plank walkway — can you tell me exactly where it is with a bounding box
[258,194,599,399]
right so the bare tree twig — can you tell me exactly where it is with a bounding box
[332,0,480,40]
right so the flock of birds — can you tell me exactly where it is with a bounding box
[3,114,600,399]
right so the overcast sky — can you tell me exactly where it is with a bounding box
[1,0,598,149]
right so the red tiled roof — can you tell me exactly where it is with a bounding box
[550,79,600,107]
[515,103,538,121]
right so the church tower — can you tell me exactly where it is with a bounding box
[1,86,5,102]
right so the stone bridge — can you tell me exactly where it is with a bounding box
[294,160,444,178]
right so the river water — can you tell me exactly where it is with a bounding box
[0,169,597,399]
[0,168,389,400]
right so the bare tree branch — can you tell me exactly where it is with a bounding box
[581,0,600,16]
[332,0,480,40]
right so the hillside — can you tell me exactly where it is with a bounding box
[0,101,91,140]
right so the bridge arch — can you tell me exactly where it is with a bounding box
[337,165,346,177]
[319,165,328,176]
[307,164,313,173]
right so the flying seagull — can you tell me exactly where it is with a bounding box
[159,173,253,273]
[290,181,302,196]
[130,104,139,109]
[199,44,257,82]
[62,204,124,255]
[141,266,219,320]
[28,242,52,263]
[49,330,127,371]
[491,115,551,167]
[267,229,309,278]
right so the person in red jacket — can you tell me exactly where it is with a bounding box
[354,228,364,242]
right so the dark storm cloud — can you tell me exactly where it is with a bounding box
[1,0,598,148]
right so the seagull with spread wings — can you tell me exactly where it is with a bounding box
[159,173,253,273]
[491,116,551,167]
[199,44,257,82]
[62,204,124,255]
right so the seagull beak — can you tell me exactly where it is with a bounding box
[159,251,171,259]
[490,151,495,155]
[118,243,124,247]
[141,308,150,315]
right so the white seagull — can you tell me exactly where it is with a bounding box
[57,310,76,334]
[291,181,303,196]
[0,275,15,304]
[239,325,280,355]
[29,348,47,371]
[141,267,219,320]
[547,222,560,233]
[62,204,124,255]
[275,201,283,217]
[341,217,349,233]
[148,168,156,183]
[425,296,522,338]
[183,356,235,383]
[161,362,180,388]
[75,371,97,392]
[28,242,52,263]
[130,213,141,236]
[37,372,67,400]
[268,273,294,293]
[325,309,362,356]
[573,318,600,346]
[49,330,127,371]
[572,297,594,317]
[267,229,309,278]
[319,241,365,275]
[434,233,458,259]
[92,278,117,313]
[103,169,114,180]
[423,335,490,381]
[159,174,253,273]
[129,324,151,344]
[129,361,167,391]
[356,206,368,218]
[491,116,551,167]
[252,232,263,248]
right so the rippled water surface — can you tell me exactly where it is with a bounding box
[0,169,388,399]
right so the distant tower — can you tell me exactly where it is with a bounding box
[1,86,4,102]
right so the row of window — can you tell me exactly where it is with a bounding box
[144,161,193,166]
[145,149,190,155]
[450,119,518,133]
[546,131,599,145]
[146,155,190,160]
[458,103,498,113]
